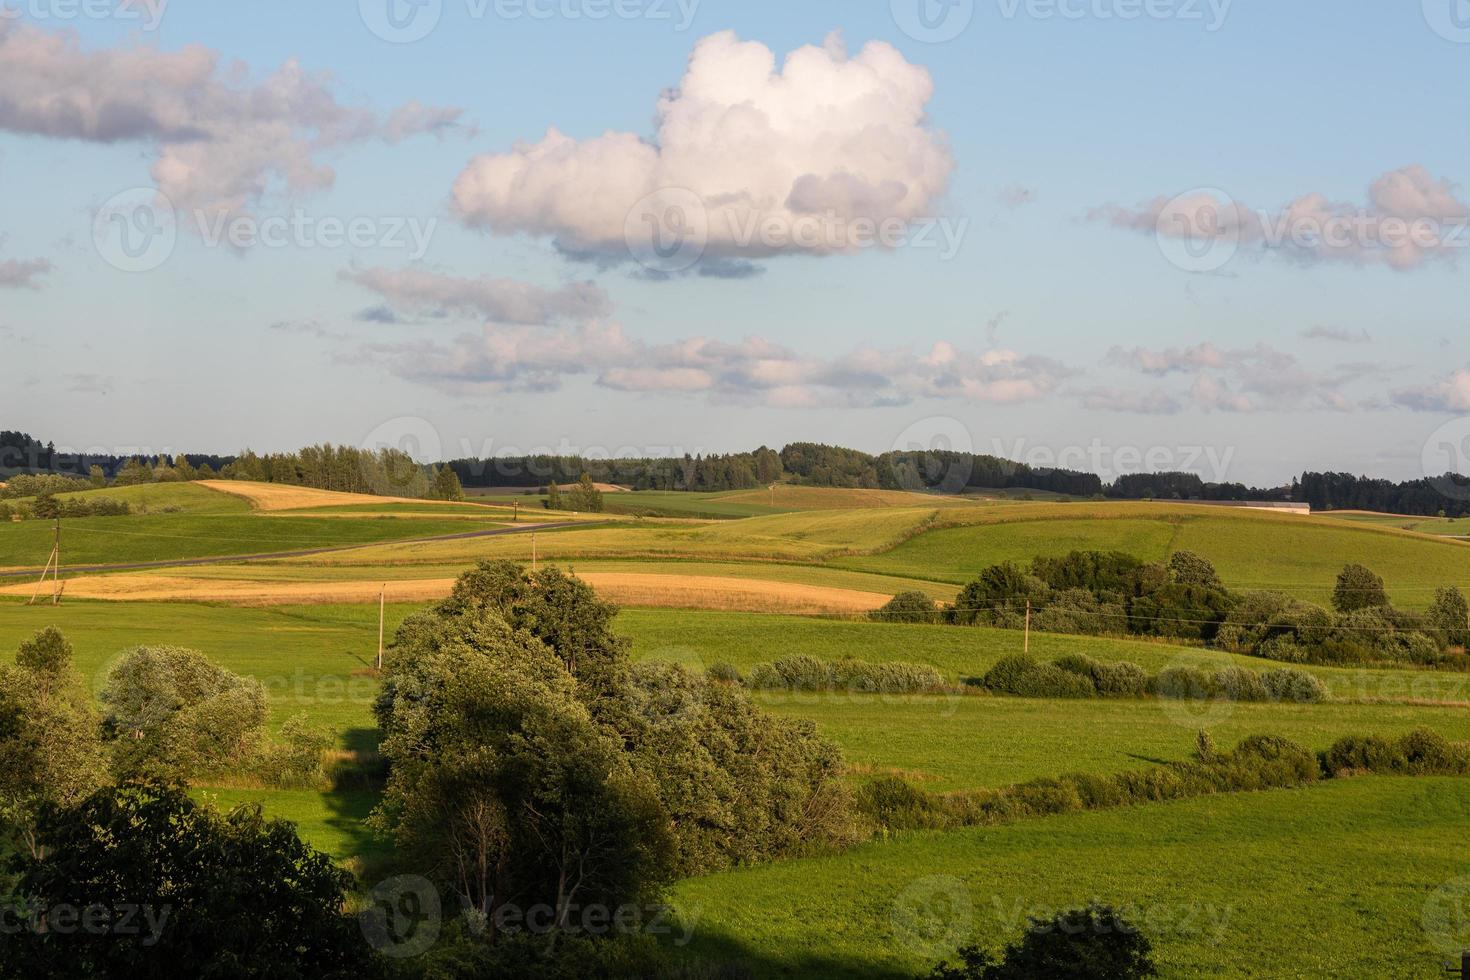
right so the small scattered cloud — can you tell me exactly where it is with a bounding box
[0,257,52,289]
[355,305,402,325]
[1104,341,1368,413]
[1301,326,1372,344]
[996,184,1035,209]
[66,373,113,394]
[1392,369,1470,413]
[1075,386,1184,414]
[342,266,611,326]
[365,321,1069,409]
[1091,165,1470,271]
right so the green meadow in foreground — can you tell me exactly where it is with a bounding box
[668,776,1470,978]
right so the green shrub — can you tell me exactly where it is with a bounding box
[1261,668,1327,704]
[1061,772,1127,809]
[1052,653,1102,678]
[1092,661,1150,696]
[981,654,1041,692]
[705,661,742,684]
[1334,563,1389,613]
[856,776,944,831]
[1213,666,1267,702]
[1399,728,1470,775]
[255,714,332,789]
[982,656,1094,699]
[1322,735,1406,774]
[744,657,943,694]
[1007,777,1083,816]
[871,590,941,624]
[1322,729,1470,777]
[746,655,832,691]
[1154,665,1215,700]
[1257,634,1310,663]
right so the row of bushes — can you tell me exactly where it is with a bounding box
[872,552,1470,668]
[979,652,1328,703]
[859,729,1470,834]
[726,655,947,694]
[0,494,132,521]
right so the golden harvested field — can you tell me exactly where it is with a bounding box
[197,480,486,512]
[0,569,893,613]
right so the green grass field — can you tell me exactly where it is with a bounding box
[0,513,524,569]
[32,481,253,515]
[618,609,1470,703]
[667,776,1470,977]
[834,506,1470,607]
[8,489,1470,976]
[1327,512,1470,537]
[292,506,941,567]
[756,693,1470,790]
[0,599,411,738]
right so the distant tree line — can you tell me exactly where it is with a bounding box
[6,427,1469,515]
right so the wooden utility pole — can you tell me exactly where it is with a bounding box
[28,517,61,606]
[513,499,519,523]
[1024,600,1031,654]
[377,584,386,671]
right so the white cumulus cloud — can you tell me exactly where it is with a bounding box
[451,30,954,267]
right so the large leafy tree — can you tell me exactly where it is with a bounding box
[1,783,368,980]
[98,646,268,780]
[0,629,105,860]
[373,607,671,940]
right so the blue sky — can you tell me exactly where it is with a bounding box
[2,1,1467,486]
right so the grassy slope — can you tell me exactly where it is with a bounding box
[0,513,525,569]
[37,481,252,515]
[295,508,940,567]
[618,609,1470,702]
[756,693,1470,790]
[833,505,1470,607]
[669,776,1470,978]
